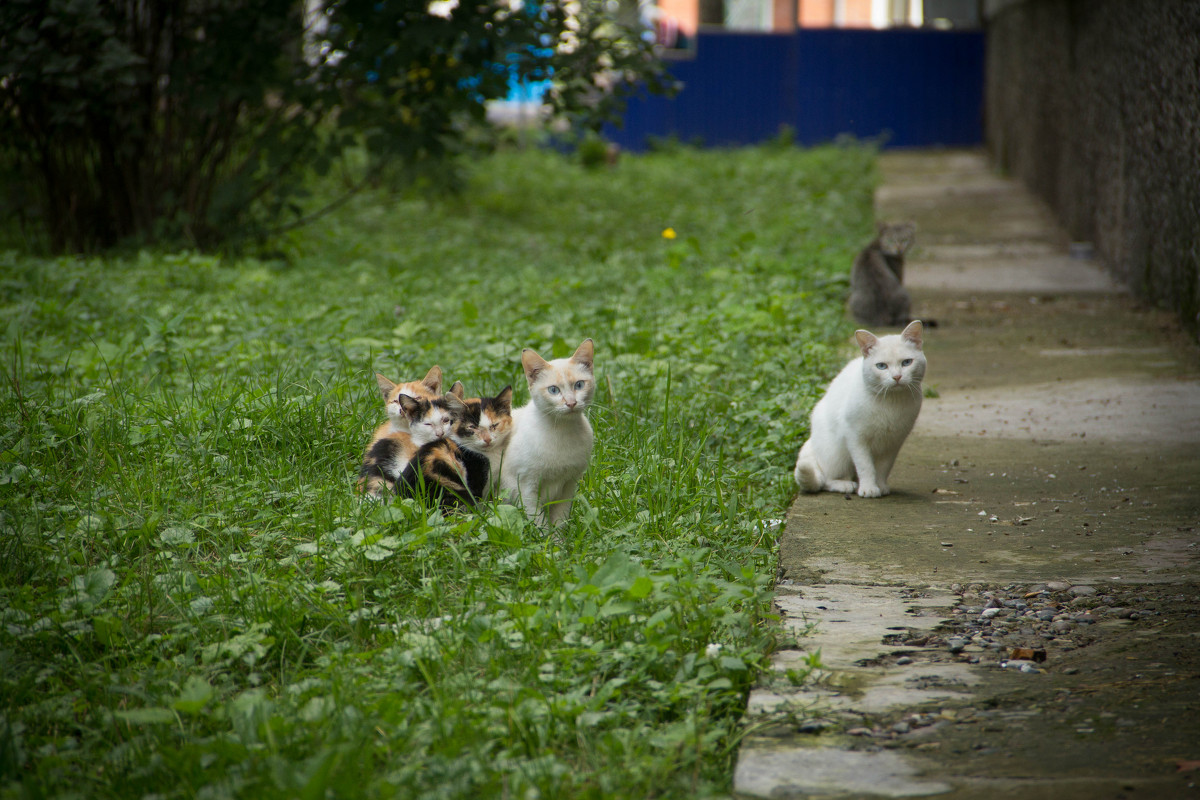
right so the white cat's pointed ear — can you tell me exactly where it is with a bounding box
[449,381,465,399]
[901,320,924,349]
[571,338,594,370]
[376,373,397,399]
[422,366,444,395]
[521,348,550,384]
[854,330,878,356]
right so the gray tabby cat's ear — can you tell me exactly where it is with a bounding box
[422,366,444,395]
[376,373,397,399]
[854,330,879,355]
[901,320,923,349]
[571,338,594,370]
[521,348,550,383]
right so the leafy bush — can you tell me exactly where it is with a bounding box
[0,0,668,252]
[0,142,875,797]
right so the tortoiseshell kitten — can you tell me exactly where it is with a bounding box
[449,381,515,498]
[398,385,514,508]
[356,392,456,498]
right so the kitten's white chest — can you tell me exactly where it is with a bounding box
[506,405,593,478]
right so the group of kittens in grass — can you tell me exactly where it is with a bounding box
[359,223,926,525]
[357,340,595,528]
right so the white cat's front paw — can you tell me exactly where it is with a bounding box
[857,484,883,498]
[827,480,858,494]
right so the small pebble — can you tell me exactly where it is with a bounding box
[1069,585,1098,597]
[896,656,914,666]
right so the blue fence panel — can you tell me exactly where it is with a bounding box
[607,28,984,150]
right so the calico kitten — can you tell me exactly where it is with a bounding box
[373,365,443,437]
[794,320,925,498]
[356,392,457,497]
[847,222,916,327]
[500,339,595,528]
[448,381,515,498]
[398,386,514,508]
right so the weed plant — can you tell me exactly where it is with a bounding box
[0,142,875,798]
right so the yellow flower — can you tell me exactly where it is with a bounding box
[662,227,677,240]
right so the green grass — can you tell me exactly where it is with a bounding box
[0,141,875,798]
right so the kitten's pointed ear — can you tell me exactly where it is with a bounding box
[494,385,514,412]
[443,393,467,413]
[901,320,924,349]
[855,330,879,356]
[571,338,594,370]
[521,348,550,384]
[376,373,397,399]
[422,366,444,395]
[449,381,465,399]
[397,394,422,417]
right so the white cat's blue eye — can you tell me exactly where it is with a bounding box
[876,362,887,370]
[548,386,560,395]
[574,381,585,391]
[902,359,913,366]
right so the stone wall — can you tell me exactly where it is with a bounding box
[984,0,1200,334]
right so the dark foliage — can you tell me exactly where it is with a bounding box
[0,0,670,252]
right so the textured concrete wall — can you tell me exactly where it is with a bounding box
[985,0,1200,334]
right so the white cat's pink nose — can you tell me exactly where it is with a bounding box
[893,374,903,383]
[564,398,577,409]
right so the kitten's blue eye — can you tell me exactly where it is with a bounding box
[902,359,913,366]
[876,362,888,370]
[574,380,585,391]
[547,386,560,395]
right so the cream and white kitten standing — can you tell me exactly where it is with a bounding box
[794,320,925,498]
[500,339,595,527]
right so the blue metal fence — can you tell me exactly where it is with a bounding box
[606,28,985,150]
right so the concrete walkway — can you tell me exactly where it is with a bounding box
[734,151,1200,799]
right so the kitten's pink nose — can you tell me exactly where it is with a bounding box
[565,398,577,409]
[479,430,492,445]
[893,374,903,383]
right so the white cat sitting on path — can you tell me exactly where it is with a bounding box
[501,339,595,527]
[794,320,925,498]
